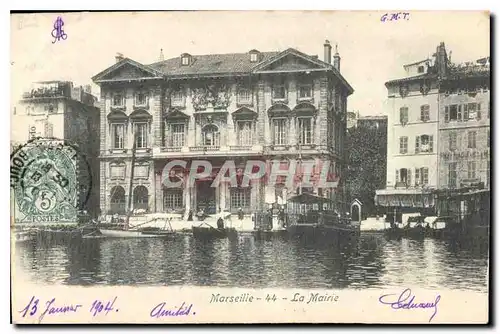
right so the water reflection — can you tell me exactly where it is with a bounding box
[14,234,488,292]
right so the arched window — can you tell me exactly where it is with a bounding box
[202,124,220,147]
[110,186,126,214]
[133,185,149,211]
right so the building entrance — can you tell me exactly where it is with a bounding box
[196,180,216,214]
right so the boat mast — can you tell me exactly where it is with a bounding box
[125,130,138,228]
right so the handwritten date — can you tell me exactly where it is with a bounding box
[19,296,119,323]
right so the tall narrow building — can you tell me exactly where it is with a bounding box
[376,42,490,224]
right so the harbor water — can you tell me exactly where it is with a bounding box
[13,234,489,292]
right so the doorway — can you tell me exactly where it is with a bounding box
[196,180,216,214]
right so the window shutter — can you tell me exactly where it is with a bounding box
[420,106,424,121]
[457,105,462,121]
[415,168,420,186]
[463,104,468,121]
[415,136,420,153]
[477,103,482,119]
[407,169,412,187]
[429,135,434,152]
[445,106,450,123]
[395,169,399,184]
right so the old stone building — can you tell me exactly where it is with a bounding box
[92,41,353,218]
[375,42,490,220]
[437,58,490,190]
[13,81,100,219]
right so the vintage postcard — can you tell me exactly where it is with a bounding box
[10,11,490,324]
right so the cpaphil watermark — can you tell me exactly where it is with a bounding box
[161,159,339,189]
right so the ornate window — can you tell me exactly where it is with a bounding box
[272,118,287,145]
[170,123,186,147]
[134,91,148,107]
[134,122,148,149]
[298,117,313,145]
[236,120,253,146]
[237,88,252,105]
[171,89,185,107]
[202,124,220,147]
[298,82,313,100]
[111,124,125,149]
[272,78,287,100]
[112,93,125,107]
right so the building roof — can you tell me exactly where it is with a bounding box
[385,73,437,86]
[358,115,387,120]
[148,51,280,76]
[93,48,354,95]
[403,59,430,68]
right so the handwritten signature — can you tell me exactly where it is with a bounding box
[150,301,196,318]
[51,16,67,43]
[379,288,441,322]
[19,296,118,323]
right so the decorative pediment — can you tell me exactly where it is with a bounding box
[253,48,328,73]
[293,102,317,115]
[232,107,257,120]
[267,103,292,117]
[130,109,152,121]
[164,109,190,121]
[92,58,163,83]
[107,110,128,122]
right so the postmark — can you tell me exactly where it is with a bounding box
[10,138,92,223]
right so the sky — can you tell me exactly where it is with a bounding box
[10,11,490,116]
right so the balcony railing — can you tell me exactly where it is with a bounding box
[162,146,183,152]
[230,145,253,151]
[190,146,220,152]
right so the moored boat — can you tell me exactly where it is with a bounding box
[99,228,175,238]
[285,193,360,241]
[192,225,238,240]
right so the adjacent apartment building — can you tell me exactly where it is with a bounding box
[12,81,101,219]
[92,41,353,218]
[376,42,490,220]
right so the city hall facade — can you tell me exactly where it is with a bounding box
[92,41,353,218]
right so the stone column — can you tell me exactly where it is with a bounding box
[152,85,163,147]
[155,168,163,212]
[257,81,267,145]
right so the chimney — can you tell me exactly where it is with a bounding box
[333,43,341,71]
[436,42,448,78]
[323,40,332,64]
[115,52,124,63]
